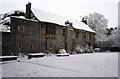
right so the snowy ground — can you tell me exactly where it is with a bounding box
[1,52,118,77]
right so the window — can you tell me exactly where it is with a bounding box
[72,39,75,47]
[46,24,56,35]
[62,28,66,36]
[86,32,91,40]
[29,44,33,49]
[75,31,79,38]
[89,33,92,39]
[89,34,91,40]
[86,34,89,39]
[84,35,86,39]
[18,44,22,49]
[18,26,25,32]
[46,24,56,39]
[84,32,86,39]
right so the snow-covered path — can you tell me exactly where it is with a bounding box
[1,53,118,77]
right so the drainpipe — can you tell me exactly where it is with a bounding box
[65,27,67,51]
[65,25,70,52]
[38,21,41,53]
[65,20,71,52]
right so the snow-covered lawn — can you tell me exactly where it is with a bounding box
[1,53,118,77]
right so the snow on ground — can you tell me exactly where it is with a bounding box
[1,53,118,77]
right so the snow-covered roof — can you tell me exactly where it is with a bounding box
[31,8,96,33]
[11,16,38,22]
[18,16,25,19]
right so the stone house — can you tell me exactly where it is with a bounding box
[2,2,96,55]
[1,31,13,55]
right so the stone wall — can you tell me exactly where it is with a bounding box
[2,32,13,55]
[11,17,40,54]
[10,17,95,54]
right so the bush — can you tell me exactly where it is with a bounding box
[58,49,67,54]
[84,48,91,53]
[84,45,94,53]
[94,48,100,52]
[90,46,95,53]
[72,45,94,54]
[72,45,84,54]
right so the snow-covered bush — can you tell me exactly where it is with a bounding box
[84,45,94,53]
[18,52,26,58]
[72,45,84,54]
[84,44,90,53]
[58,49,67,54]
[84,48,91,53]
[94,48,100,52]
[89,46,95,53]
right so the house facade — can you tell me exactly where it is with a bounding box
[2,2,95,55]
[1,31,13,55]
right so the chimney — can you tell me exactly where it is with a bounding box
[25,1,31,19]
[81,16,87,25]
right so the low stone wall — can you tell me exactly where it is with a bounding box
[0,56,17,61]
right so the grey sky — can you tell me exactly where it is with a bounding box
[0,0,119,28]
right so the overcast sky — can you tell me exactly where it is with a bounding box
[0,0,119,28]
